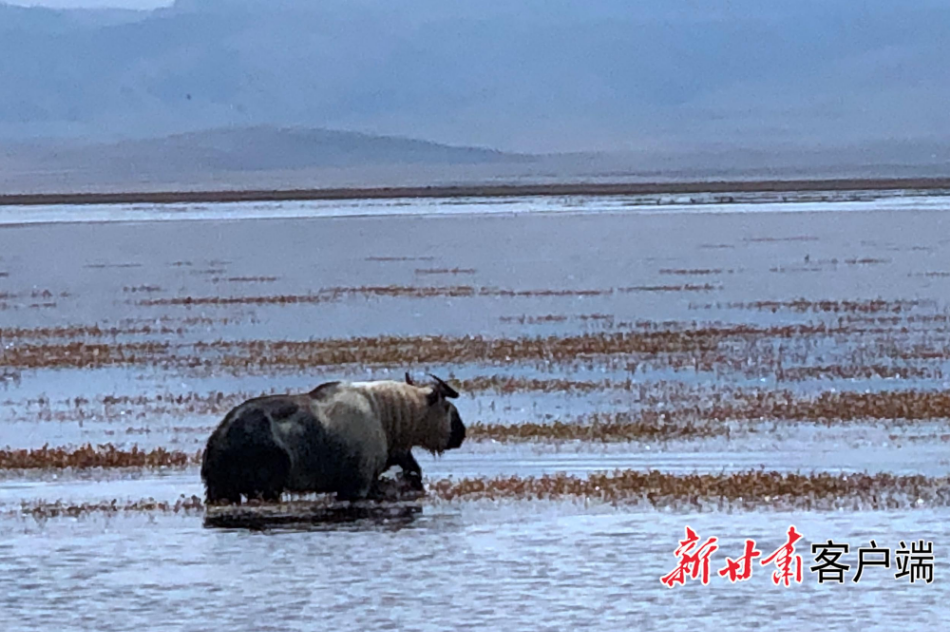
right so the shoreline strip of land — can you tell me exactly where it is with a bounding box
[2,177,950,207]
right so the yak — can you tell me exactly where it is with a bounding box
[200,373,465,504]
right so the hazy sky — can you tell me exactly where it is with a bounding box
[2,1,949,154]
[4,0,169,7]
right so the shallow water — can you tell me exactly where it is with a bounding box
[1,507,946,631]
[2,193,950,629]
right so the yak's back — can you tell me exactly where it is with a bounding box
[303,380,388,464]
[308,380,344,401]
[237,393,309,423]
[306,380,376,425]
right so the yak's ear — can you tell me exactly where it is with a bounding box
[426,386,442,407]
[405,371,414,386]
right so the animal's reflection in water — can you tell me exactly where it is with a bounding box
[204,500,424,532]
[203,474,426,532]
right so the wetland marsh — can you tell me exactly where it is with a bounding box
[1,189,949,630]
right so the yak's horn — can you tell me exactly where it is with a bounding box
[427,373,459,399]
[405,371,414,385]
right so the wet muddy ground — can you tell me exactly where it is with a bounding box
[2,192,949,630]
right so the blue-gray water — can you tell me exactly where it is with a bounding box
[2,193,949,630]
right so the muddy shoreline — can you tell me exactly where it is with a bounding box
[3,176,950,207]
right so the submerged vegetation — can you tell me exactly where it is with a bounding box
[9,470,950,520]
[4,207,950,529]
[0,444,200,469]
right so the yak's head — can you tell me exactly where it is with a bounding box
[406,371,465,453]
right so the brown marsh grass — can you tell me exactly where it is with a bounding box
[414,267,477,275]
[911,271,950,278]
[1,324,186,340]
[659,268,731,276]
[137,283,721,308]
[470,414,727,442]
[743,235,818,243]
[619,284,719,292]
[0,444,199,469]
[845,257,891,265]
[0,341,171,369]
[499,314,570,324]
[122,285,163,293]
[217,276,279,283]
[17,496,204,518]
[2,321,940,376]
[13,380,950,470]
[83,263,142,269]
[12,381,950,435]
[776,365,941,381]
[365,256,435,262]
[692,299,934,313]
[429,470,950,510]
[9,471,950,518]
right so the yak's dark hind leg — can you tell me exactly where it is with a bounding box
[205,481,242,506]
[335,480,370,503]
[202,407,292,505]
[204,453,252,505]
[202,444,244,505]
[243,445,291,503]
[333,450,375,502]
[261,488,282,503]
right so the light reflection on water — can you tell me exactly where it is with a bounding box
[2,190,948,225]
[0,506,946,631]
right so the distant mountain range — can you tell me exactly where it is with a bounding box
[2,0,950,191]
[7,125,527,170]
[3,125,949,194]
[3,0,950,154]
[0,125,539,191]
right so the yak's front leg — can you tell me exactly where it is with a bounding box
[386,451,424,491]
